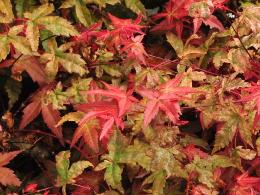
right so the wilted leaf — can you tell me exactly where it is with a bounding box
[5,78,21,109]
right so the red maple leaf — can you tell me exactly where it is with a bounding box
[121,35,148,65]
[137,74,198,127]
[73,22,102,43]
[19,84,63,142]
[85,82,137,117]
[0,56,47,86]
[230,172,260,195]
[108,13,144,38]
[73,100,124,148]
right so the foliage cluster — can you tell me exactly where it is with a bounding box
[0,0,259,194]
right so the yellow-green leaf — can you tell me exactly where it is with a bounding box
[105,163,123,193]
[0,0,14,23]
[60,0,75,8]
[0,35,10,61]
[9,36,32,55]
[25,3,54,20]
[124,0,146,16]
[56,150,93,187]
[67,160,93,184]
[43,53,59,80]
[235,146,256,160]
[26,21,40,51]
[101,65,122,77]
[56,151,70,187]
[166,32,184,56]
[37,16,78,36]
[57,112,84,126]
[75,0,93,26]
[57,52,87,76]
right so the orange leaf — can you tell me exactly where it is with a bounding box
[0,150,21,167]
[71,119,99,153]
[42,104,63,140]
[19,100,42,129]
[12,56,47,86]
[0,167,21,186]
[0,150,22,187]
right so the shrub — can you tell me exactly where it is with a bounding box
[0,0,259,194]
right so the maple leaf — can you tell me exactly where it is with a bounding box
[151,0,189,36]
[41,41,87,80]
[95,130,127,193]
[0,25,32,62]
[60,0,93,27]
[12,55,47,86]
[137,74,198,127]
[58,111,100,152]
[85,82,137,117]
[73,22,102,43]
[121,35,148,64]
[142,170,167,195]
[124,0,146,17]
[75,101,124,141]
[212,102,254,153]
[0,150,22,186]
[55,150,93,194]
[231,172,260,195]
[0,0,14,23]
[108,13,144,38]
[24,3,78,51]
[19,84,63,141]
[186,155,234,188]
[188,1,225,33]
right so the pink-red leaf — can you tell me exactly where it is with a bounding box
[143,99,159,127]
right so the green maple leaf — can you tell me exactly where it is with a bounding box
[15,0,36,18]
[104,162,123,193]
[55,150,93,194]
[24,3,78,51]
[95,130,127,193]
